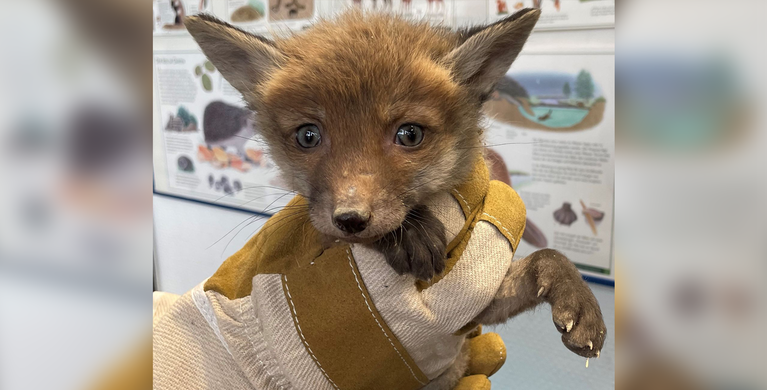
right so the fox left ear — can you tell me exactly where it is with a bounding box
[446,8,540,99]
[185,14,285,100]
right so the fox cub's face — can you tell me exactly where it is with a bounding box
[187,9,539,242]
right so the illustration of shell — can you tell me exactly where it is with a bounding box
[582,207,604,222]
[579,200,603,236]
[553,202,577,226]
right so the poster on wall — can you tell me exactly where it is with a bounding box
[484,53,615,278]
[346,0,453,24]
[227,0,317,33]
[153,0,213,35]
[153,51,293,214]
[488,0,614,30]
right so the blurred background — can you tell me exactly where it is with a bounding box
[616,1,766,389]
[0,1,151,389]
[0,0,764,389]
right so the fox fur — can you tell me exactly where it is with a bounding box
[186,8,606,389]
[186,10,537,245]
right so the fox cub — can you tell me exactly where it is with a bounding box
[184,8,606,389]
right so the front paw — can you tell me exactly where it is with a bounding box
[547,285,606,358]
[373,205,447,281]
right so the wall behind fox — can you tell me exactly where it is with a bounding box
[154,194,267,294]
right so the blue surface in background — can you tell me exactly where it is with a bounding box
[489,283,615,389]
[517,106,590,128]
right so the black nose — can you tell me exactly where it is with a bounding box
[333,211,370,234]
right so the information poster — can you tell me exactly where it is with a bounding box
[153,0,213,35]
[484,53,614,276]
[227,0,317,33]
[346,0,452,24]
[489,0,614,30]
[153,52,292,213]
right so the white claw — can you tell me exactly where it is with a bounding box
[537,287,545,297]
[585,358,589,368]
[587,341,593,350]
[566,320,573,332]
[596,350,600,358]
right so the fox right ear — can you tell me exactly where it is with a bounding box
[185,15,285,99]
[447,8,540,99]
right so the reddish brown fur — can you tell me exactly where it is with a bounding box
[252,12,485,240]
[186,12,609,389]
[186,9,539,242]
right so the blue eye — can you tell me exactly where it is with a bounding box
[395,124,424,147]
[296,124,321,148]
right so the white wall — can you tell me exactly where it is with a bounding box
[153,194,267,294]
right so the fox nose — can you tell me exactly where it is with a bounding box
[333,209,370,234]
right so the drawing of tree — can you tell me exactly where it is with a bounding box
[177,106,197,127]
[575,70,595,100]
[562,82,571,98]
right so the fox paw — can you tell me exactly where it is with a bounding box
[547,284,607,358]
[373,205,446,281]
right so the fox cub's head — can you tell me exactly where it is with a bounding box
[187,9,539,242]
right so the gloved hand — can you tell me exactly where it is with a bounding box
[453,326,507,390]
[149,292,507,390]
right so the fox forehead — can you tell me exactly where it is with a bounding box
[261,60,460,131]
[277,12,459,64]
[257,14,464,126]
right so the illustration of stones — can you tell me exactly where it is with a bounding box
[194,59,217,92]
[553,202,577,226]
[201,74,212,91]
[223,182,233,195]
[177,155,194,172]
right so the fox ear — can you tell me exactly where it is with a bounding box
[447,8,540,98]
[185,14,285,98]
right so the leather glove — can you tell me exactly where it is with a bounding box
[453,325,507,390]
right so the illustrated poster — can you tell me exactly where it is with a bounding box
[345,0,453,24]
[153,52,293,214]
[153,0,213,35]
[484,53,615,277]
[227,0,317,33]
[488,0,614,30]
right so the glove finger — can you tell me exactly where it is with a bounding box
[453,374,491,390]
[467,332,506,377]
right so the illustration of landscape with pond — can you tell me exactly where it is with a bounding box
[484,70,606,131]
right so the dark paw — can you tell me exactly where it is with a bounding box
[373,205,447,281]
[547,284,607,358]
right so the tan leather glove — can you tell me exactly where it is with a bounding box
[453,326,507,390]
